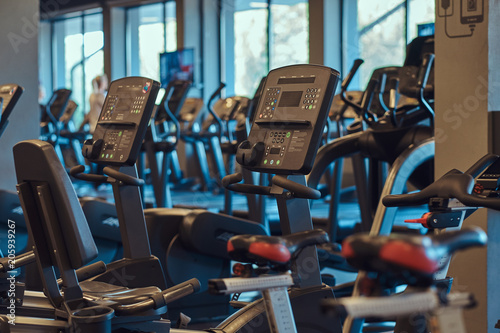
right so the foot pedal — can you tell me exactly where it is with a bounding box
[176,312,191,329]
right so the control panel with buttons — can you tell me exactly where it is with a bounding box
[237,64,339,175]
[83,77,160,166]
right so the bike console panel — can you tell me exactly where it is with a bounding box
[83,77,160,166]
[237,64,339,174]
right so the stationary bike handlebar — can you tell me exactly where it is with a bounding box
[70,165,144,186]
[272,175,322,199]
[115,278,200,316]
[417,53,435,90]
[70,165,108,183]
[222,173,321,199]
[383,154,500,210]
[161,84,181,145]
[206,82,226,139]
[222,173,273,196]
[341,59,364,92]
[103,167,145,186]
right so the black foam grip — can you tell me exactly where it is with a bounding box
[434,226,487,253]
[222,173,243,188]
[342,59,364,90]
[75,261,107,281]
[464,154,499,177]
[272,175,321,199]
[69,165,108,183]
[417,53,435,89]
[103,167,144,186]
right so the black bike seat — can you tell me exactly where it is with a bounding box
[228,229,329,267]
[342,227,486,278]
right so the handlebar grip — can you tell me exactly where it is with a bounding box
[222,173,243,188]
[207,83,226,138]
[75,261,107,282]
[164,278,201,300]
[0,251,36,272]
[272,175,321,199]
[341,59,364,90]
[360,78,378,116]
[456,192,500,211]
[103,167,145,186]
[417,53,435,89]
[382,191,427,207]
[464,153,499,177]
[389,78,400,109]
[70,165,109,183]
[222,173,272,195]
[434,226,487,253]
[208,82,226,105]
[57,261,107,286]
[115,278,201,316]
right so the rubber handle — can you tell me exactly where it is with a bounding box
[115,278,201,316]
[464,153,499,177]
[57,261,107,286]
[70,165,109,183]
[417,53,435,89]
[222,173,272,195]
[272,175,321,199]
[0,251,36,272]
[341,59,364,90]
[103,167,144,186]
[434,226,487,253]
[222,173,243,188]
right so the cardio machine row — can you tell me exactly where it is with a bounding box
[0,36,496,332]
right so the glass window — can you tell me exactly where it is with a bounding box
[269,0,309,70]
[342,1,435,90]
[408,0,435,39]
[225,0,310,97]
[51,11,104,127]
[233,0,269,97]
[126,1,177,81]
[83,14,105,128]
[357,0,406,87]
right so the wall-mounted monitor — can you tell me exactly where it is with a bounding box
[159,48,194,87]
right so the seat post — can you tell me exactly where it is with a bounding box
[274,175,322,288]
[110,165,153,259]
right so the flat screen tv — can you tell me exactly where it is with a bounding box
[159,48,194,87]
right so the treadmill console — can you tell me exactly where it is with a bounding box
[236,64,339,174]
[83,77,160,166]
[0,84,24,135]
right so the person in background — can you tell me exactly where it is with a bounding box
[86,74,108,133]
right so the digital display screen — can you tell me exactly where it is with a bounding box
[277,77,315,84]
[269,148,280,155]
[278,91,303,107]
[115,96,134,112]
[160,48,194,87]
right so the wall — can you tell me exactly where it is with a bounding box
[435,0,500,331]
[0,1,40,191]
